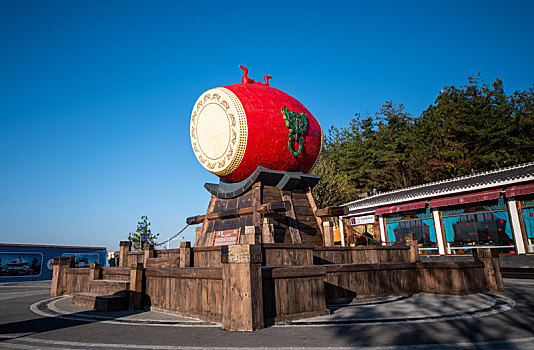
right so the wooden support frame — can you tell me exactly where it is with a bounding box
[191,179,324,246]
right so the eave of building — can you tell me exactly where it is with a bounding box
[343,162,534,213]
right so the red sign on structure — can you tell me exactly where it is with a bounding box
[213,229,241,246]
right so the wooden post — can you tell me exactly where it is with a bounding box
[119,241,131,267]
[282,191,302,244]
[262,217,274,244]
[404,233,420,263]
[89,263,102,280]
[179,241,192,267]
[221,244,264,331]
[129,262,144,310]
[473,248,504,292]
[322,221,334,247]
[195,227,203,247]
[143,244,155,266]
[51,256,74,296]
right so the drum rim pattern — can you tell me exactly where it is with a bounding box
[190,87,248,176]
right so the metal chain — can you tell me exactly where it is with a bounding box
[155,223,191,247]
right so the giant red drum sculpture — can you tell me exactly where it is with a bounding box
[190,67,322,183]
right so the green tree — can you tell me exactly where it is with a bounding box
[316,75,534,197]
[128,216,159,250]
[311,152,353,208]
[418,75,532,178]
[509,85,534,163]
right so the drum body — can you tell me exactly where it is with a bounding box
[190,83,322,182]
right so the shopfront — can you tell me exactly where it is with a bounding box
[383,207,439,254]
[520,198,534,252]
[341,162,534,255]
[437,197,514,254]
[340,214,379,247]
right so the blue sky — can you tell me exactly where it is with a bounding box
[1,0,533,251]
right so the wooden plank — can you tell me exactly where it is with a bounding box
[198,195,216,247]
[277,279,289,316]
[306,189,324,237]
[282,191,302,244]
[145,267,222,279]
[179,277,186,310]
[315,207,348,217]
[291,198,312,207]
[262,266,326,279]
[287,278,297,314]
[251,183,262,228]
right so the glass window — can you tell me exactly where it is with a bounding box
[442,210,515,254]
[521,207,534,252]
[384,208,432,222]
[386,218,437,252]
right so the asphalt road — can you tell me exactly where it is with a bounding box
[0,280,533,349]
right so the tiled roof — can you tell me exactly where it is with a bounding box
[344,162,534,212]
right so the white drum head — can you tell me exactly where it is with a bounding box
[190,87,248,176]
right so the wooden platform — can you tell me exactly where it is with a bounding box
[193,183,324,247]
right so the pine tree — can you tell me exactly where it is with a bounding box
[127,216,159,250]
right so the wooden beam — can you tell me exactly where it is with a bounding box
[186,215,205,225]
[306,189,324,235]
[314,206,348,217]
[282,191,302,244]
[256,200,291,214]
[204,207,255,221]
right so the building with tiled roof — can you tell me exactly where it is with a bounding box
[338,162,534,255]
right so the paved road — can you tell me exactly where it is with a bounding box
[0,280,533,349]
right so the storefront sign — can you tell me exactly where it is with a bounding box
[213,229,241,246]
[350,215,375,226]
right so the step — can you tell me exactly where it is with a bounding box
[89,279,130,295]
[73,291,128,312]
[145,257,179,268]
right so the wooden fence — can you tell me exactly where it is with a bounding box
[52,242,503,332]
[145,267,223,322]
[313,246,411,265]
[102,267,130,281]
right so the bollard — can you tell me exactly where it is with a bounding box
[143,244,155,266]
[89,263,102,280]
[129,262,145,310]
[221,244,264,331]
[473,248,504,292]
[179,241,192,267]
[51,256,75,296]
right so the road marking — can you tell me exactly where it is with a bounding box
[2,335,534,350]
[30,297,220,328]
